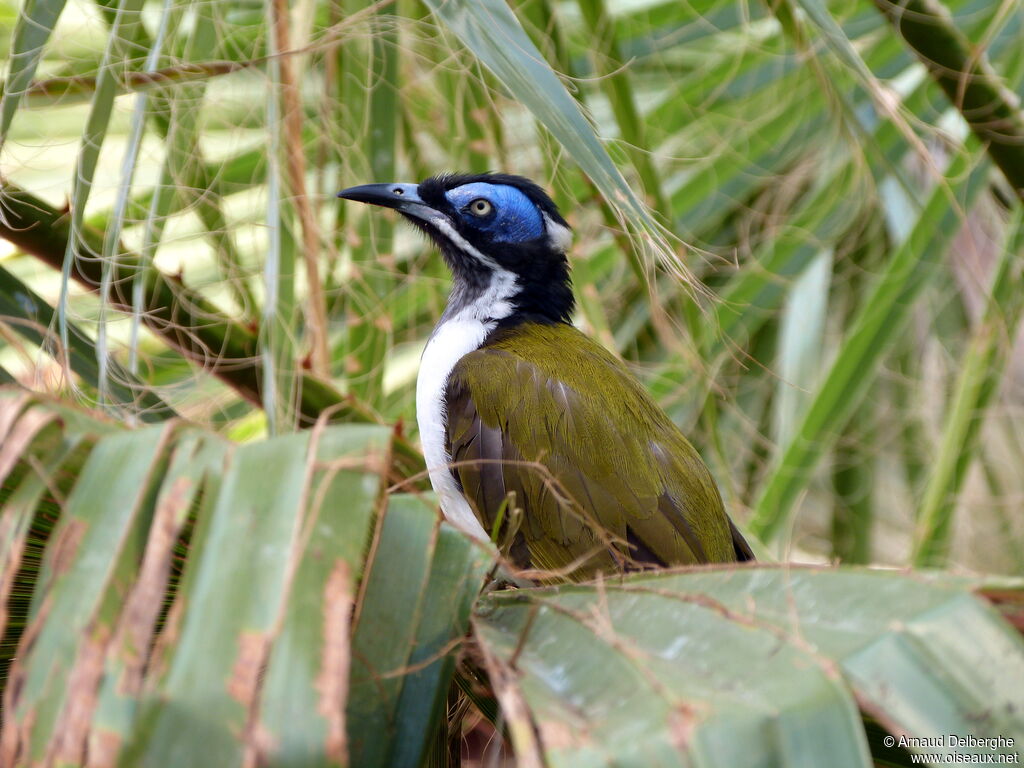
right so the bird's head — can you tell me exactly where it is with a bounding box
[338,173,574,324]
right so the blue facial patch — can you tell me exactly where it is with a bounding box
[444,182,544,243]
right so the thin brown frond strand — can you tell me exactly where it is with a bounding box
[270,0,330,377]
[873,0,1024,200]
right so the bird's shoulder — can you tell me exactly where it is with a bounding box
[447,321,654,415]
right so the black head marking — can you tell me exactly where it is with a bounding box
[339,172,576,326]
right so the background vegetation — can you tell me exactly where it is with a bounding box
[3,0,1024,569]
[1,0,1023,765]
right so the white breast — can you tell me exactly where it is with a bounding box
[417,316,493,541]
[416,268,518,542]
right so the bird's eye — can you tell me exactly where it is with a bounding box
[467,198,493,217]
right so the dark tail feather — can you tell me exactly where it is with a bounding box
[730,519,755,561]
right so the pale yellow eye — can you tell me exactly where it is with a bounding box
[468,198,493,217]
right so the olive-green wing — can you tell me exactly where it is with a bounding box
[444,323,743,578]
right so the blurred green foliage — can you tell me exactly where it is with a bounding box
[0,0,1022,572]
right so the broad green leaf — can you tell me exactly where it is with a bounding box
[88,430,226,760]
[475,566,1024,766]
[638,568,1024,757]
[0,402,409,767]
[257,425,391,766]
[2,424,172,765]
[123,430,314,766]
[389,510,491,766]
[475,571,870,768]
[348,493,491,768]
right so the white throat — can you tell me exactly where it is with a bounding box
[416,269,519,541]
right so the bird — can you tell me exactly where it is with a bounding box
[338,173,753,578]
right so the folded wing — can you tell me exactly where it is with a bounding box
[444,323,746,578]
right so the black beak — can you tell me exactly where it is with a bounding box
[336,182,436,223]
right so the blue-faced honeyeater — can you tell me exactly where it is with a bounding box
[338,173,753,578]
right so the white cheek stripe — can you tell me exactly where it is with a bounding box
[430,212,572,262]
[427,215,502,270]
